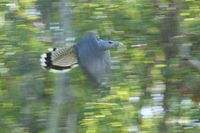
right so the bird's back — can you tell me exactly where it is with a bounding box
[74,33,111,85]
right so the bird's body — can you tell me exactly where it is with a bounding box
[40,32,122,86]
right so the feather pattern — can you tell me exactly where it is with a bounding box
[40,46,78,72]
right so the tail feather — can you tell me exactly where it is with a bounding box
[40,46,78,73]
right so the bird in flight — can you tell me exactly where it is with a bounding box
[40,32,123,86]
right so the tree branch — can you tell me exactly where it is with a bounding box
[171,35,200,71]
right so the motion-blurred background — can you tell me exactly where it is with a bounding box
[0,0,200,133]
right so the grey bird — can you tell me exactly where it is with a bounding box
[40,32,123,86]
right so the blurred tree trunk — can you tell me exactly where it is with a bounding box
[152,0,180,132]
[47,0,77,133]
[37,0,52,24]
[160,4,179,133]
[59,0,77,133]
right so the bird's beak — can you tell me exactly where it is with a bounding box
[116,42,126,52]
[112,41,123,47]
[118,42,124,47]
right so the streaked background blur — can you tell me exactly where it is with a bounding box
[0,0,200,133]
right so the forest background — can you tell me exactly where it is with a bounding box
[0,0,200,133]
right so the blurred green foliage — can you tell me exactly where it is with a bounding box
[0,0,200,133]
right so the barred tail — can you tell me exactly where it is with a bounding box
[40,47,78,73]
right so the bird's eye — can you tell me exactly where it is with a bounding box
[108,41,112,44]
